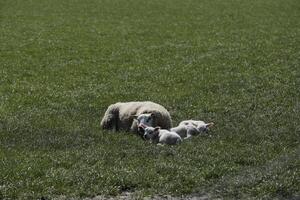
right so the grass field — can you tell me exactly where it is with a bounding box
[1,0,300,199]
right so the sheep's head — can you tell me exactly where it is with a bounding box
[143,127,160,141]
[133,113,155,133]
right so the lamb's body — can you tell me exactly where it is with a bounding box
[178,120,207,127]
[100,101,172,134]
[144,127,182,145]
[157,130,182,145]
[171,125,199,138]
[171,120,214,139]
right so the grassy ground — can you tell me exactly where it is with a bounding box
[0,0,299,199]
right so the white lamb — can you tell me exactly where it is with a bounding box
[171,120,214,139]
[143,127,182,145]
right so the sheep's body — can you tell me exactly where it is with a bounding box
[100,101,172,134]
[171,120,214,139]
[144,127,182,145]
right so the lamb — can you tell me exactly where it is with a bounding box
[100,101,172,136]
[143,127,182,145]
[171,120,214,139]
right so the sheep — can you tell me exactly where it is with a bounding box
[143,127,182,145]
[171,120,214,139]
[100,101,172,136]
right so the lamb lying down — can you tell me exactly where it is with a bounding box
[143,127,182,145]
[171,120,214,139]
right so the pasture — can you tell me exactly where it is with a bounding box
[0,0,299,199]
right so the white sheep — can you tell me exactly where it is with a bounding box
[171,120,214,139]
[143,127,182,145]
[100,101,172,136]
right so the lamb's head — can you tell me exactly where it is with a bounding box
[133,113,155,133]
[143,127,160,141]
[197,122,214,132]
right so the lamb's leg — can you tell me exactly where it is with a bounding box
[176,138,182,144]
[184,125,197,139]
[184,134,192,140]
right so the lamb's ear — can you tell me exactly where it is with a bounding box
[205,122,214,128]
[154,126,161,133]
[154,126,160,130]
[153,127,160,136]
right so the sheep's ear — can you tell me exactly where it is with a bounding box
[205,122,214,128]
[150,113,155,118]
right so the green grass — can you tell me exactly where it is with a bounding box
[1,0,300,199]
